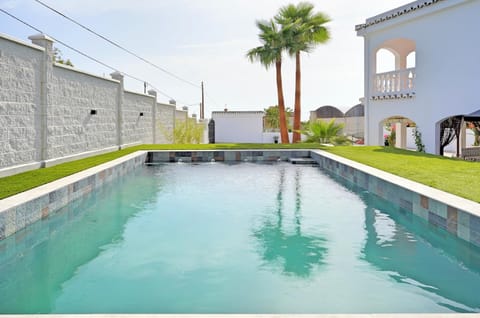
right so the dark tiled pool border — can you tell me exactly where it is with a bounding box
[310,150,480,248]
[1,149,480,248]
[146,149,311,163]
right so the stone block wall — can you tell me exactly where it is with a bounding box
[123,91,154,145]
[48,65,118,159]
[0,33,193,177]
[0,35,42,170]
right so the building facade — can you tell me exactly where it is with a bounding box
[357,0,480,154]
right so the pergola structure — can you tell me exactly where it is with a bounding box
[439,110,480,156]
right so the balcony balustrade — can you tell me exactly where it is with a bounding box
[372,68,416,99]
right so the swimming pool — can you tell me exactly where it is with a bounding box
[0,162,479,313]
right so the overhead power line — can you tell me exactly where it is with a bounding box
[33,0,201,90]
[0,8,175,100]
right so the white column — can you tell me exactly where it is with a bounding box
[148,90,157,144]
[363,36,371,145]
[110,71,124,149]
[395,122,407,149]
[29,34,54,165]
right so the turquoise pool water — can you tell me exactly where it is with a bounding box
[0,162,479,313]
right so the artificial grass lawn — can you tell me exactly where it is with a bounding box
[0,143,323,200]
[0,144,478,203]
[326,146,480,203]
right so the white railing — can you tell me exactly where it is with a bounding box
[373,68,416,96]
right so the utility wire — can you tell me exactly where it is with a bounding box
[0,8,175,100]
[33,0,201,89]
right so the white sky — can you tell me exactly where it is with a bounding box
[0,0,409,119]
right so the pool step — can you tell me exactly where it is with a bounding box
[288,158,317,165]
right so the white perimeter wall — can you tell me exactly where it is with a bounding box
[48,65,119,159]
[0,35,42,170]
[0,33,189,177]
[361,0,480,154]
[123,91,154,145]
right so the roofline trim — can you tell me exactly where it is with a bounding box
[355,0,444,32]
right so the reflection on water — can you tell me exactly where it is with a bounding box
[0,168,161,314]
[253,167,328,277]
[359,188,480,312]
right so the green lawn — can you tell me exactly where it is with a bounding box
[1,144,478,203]
[326,146,480,203]
[0,143,323,200]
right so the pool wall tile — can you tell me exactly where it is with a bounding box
[458,224,471,242]
[429,200,447,219]
[458,211,471,227]
[447,206,458,234]
[428,212,447,230]
[413,202,429,220]
[470,215,480,246]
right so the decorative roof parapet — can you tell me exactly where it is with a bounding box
[355,0,444,31]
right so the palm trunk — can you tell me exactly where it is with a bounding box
[276,60,290,144]
[292,51,301,143]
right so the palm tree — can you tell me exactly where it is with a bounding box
[247,20,290,144]
[276,2,330,143]
[302,119,345,144]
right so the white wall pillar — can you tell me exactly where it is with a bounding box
[395,122,407,149]
[363,36,371,145]
[148,89,157,144]
[110,71,124,149]
[29,34,54,165]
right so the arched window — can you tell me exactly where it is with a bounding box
[376,48,396,73]
[407,51,416,68]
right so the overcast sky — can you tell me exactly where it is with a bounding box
[0,0,409,119]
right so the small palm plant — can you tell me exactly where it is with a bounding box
[302,119,348,145]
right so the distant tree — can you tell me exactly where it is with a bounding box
[53,47,74,67]
[247,20,290,144]
[264,105,293,131]
[173,119,203,144]
[276,2,330,143]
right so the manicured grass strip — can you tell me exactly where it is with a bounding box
[0,143,324,200]
[326,146,480,203]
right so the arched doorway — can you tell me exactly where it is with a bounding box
[380,116,419,150]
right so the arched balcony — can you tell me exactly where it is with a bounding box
[372,38,416,100]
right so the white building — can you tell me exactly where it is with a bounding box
[357,0,480,154]
[211,110,265,143]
